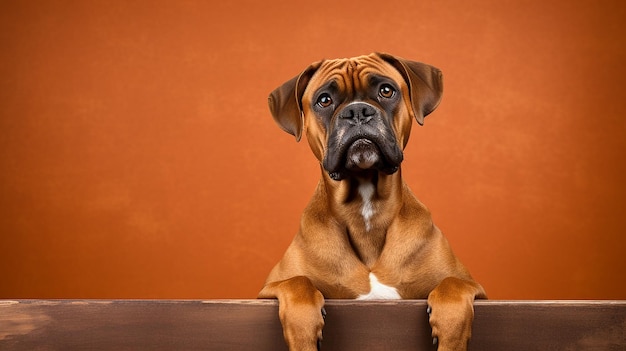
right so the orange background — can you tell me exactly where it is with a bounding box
[1,1,625,300]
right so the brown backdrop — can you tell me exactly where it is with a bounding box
[1,0,625,299]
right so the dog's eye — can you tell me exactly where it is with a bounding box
[379,84,395,99]
[317,94,333,108]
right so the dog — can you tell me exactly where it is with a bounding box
[259,53,486,351]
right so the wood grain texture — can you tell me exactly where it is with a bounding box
[1,300,624,350]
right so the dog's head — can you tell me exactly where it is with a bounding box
[269,53,443,180]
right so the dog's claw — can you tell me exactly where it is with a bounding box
[427,304,433,348]
[316,307,326,350]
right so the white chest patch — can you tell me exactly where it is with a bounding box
[357,273,401,300]
[358,182,376,231]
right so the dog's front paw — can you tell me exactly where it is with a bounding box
[427,280,476,351]
[278,293,326,351]
[427,300,472,351]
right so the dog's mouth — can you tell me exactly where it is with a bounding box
[323,133,403,181]
[345,138,381,170]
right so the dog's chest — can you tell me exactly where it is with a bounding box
[345,181,387,266]
[350,182,401,299]
[357,273,401,300]
[358,181,376,231]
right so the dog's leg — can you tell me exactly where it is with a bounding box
[427,277,486,351]
[259,276,326,351]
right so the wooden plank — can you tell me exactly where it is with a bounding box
[0,300,624,350]
[471,300,626,351]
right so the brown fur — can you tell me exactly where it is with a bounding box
[259,53,486,351]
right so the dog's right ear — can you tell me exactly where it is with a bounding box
[268,62,322,142]
[378,53,443,126]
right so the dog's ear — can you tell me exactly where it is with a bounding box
[378,53,443,125]
[268,62,322,141]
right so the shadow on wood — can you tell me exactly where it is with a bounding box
[1,300,624,350]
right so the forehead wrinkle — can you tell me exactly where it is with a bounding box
[344,56,402,96]
[348,60,363,92]
[310,60,352,93]
[354,56,400,84]
[315,60,347,81]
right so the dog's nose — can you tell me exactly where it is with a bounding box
[339,102,376,125]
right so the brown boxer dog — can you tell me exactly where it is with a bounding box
[259,53,486,351]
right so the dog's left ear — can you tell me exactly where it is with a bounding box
[268,61,322,141]
[378,53,443,125]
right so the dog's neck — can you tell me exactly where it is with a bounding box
[319,168,405,267]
